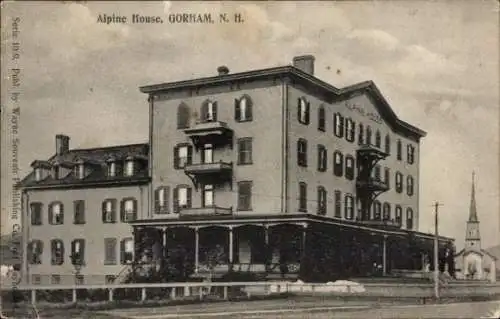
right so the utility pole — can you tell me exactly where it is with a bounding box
[433,202,443,300]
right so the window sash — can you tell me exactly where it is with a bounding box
[299,183,307,211]
[104,238,117,264]
[238,182,252,210]
[178,188,188,206]
[238,139,252,164]
[203,184,214,207]
[108,162,116,177]
[125,161,134,176]
[202,144,213,164]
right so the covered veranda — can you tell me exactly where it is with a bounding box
[128,214,453,282]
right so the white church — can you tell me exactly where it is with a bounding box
[454,173,497,282]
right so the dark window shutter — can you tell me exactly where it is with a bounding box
[27,242,33,263]
[154,188,160,213]
[173,187,179,213]
[234,99,240,121]
[186,187,192,208]
[51,240,56,265]
[80,240,86,263]
[339,115,344,138]
[60,203,64,224]
[247,97,253,120]
[201,102,207,121]
[120,239,125,264]
[305,102,310,124]
[48,203,53,224]
[187,146,193,165]
[212,102,218,121]
[133,199,138,220]
[297,98,301,122]
[120,200,125,222]
[111,199,117,222]
[173,146,179,169]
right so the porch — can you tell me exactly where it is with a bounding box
[128,214,454,282]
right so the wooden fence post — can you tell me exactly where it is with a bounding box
[31,289,36,304]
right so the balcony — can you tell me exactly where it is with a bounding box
[356,178,389,192]
[179,206,233,218]
[184,161,233,175]
[184,121,233,149]
[356,144,388,160]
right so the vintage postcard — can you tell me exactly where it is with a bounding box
[1,1,499,318]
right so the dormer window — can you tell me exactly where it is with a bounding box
[52,165,60,179]
[35,168,42,181]
[108,162,116,177]
[74,164,84,179]
[125,160,134,177]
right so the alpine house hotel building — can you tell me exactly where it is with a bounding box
[18,55,455,285]
[130,55,454,282]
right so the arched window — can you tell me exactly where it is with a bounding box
[201,100,217,122]
[406,208,414,230]
[366,126,372,145]
[385,134,391,154]
[177,102,190,129]
[235,95,253,122]
[51,239,64,265]
[395,205,402,225]
[297,97,310,125]
[334,190,342,218]
[155,186,170,214]
[375,130,381,148]
[397,139,402,160]
[395,172,403,193]
[48,202,64,225]
[334,112,344,138]
[407,176,414,196]
[317,144,327,172]
[318,105,325,131]
[297,139,308,167]
[345,118,355,142]
[373,200,382,220]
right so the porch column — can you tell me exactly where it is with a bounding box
[300,224,308,265]
[228,226,234,264]
[382,235,387,276]
[194,227,199,273]
[264,225,269,271]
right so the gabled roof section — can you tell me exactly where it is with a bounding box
[18,143,149,189]
[140,65,426,140]
[455,248,498,261]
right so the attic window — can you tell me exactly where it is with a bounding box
[108,162,116,177]
[35,168,42,181]
[52,165,60,179]
[125,160,134,177]
[74,164,85,179]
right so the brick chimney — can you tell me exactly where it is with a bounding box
[293,55,315,76]
[55,134,70,155]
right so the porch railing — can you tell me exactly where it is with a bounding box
[179,206,233,217]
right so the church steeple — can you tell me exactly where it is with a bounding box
[465,171,481,250]
[468,171,478,222]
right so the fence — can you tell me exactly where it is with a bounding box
[1,281,500,306]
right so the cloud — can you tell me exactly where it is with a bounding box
[346,29,400,51]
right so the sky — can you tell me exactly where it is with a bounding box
[1,1,499,250]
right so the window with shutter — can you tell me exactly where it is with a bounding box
[202,184,214,207]
[298,182,307,212]
[104,238,117,265]
[333,113,344,138]
[122,198,136,222]
[237,181,252,211]
[297,139,308,167]
[334,190,342,218]
[317,186,327,215]
[29,240,43,264]
[345,155,355,180]
[366,126,372,145]
[407,176,414,196]
[345,118,355,142]
[71,239,85,265]
[333,151,344,177]
[317,145,327,172]
[298,97,309,125]
[344,194,354,220]
[407,145,415,164]
[174,144,191,169]
[51,239,64,265]
[395,205,402,225]
[73,200,85,224]
[102,199,116,223]
[375,131,381,148]
[30,202,43,225]
[318,106,325,131]
[406,208,414,230]
[155,187,170,214]
[395,172,403,193]
[373,201,382,220]
[383,203,391,221]
[237,138,253,165]
[202,100,217,122]
[235,96,253,122]
[121,238,134,264]
[49,202,64,225]
[358,123,364,145]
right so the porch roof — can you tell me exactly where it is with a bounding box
[130,213,413,237]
